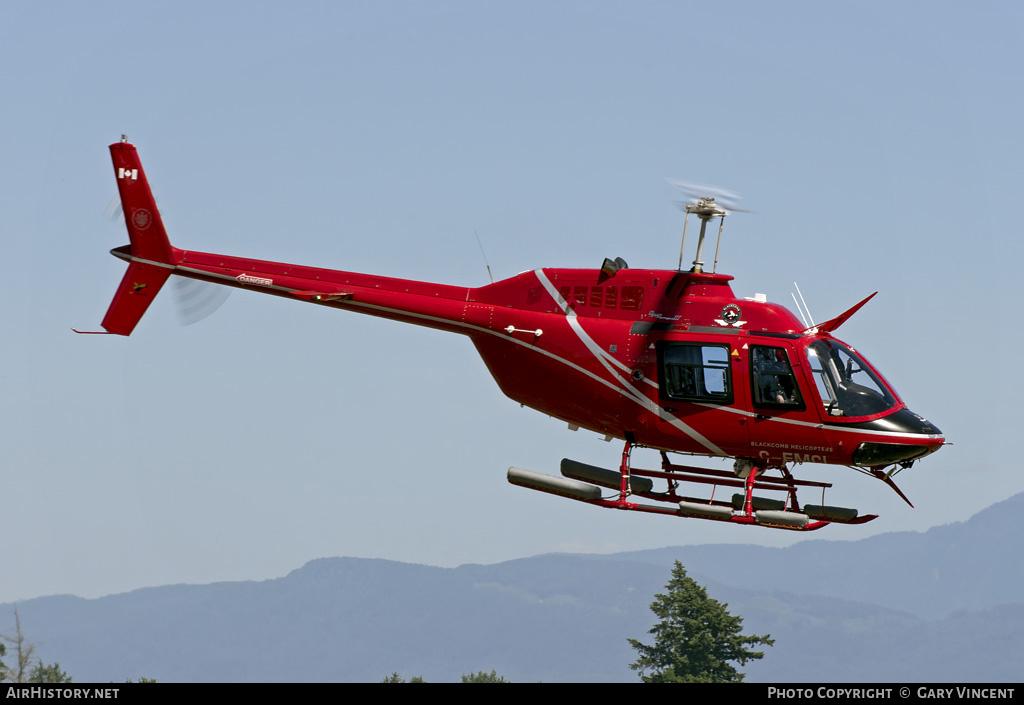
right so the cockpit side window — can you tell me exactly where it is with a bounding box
[658,342,733,404]
[805,339,898,418]
[750,345,805,411]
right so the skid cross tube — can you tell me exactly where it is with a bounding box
[619,440,633,503]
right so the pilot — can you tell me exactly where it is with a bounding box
[755,349,795,405]
[760,378,788,405]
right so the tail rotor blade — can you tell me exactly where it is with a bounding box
[103,196,123,223]
[174,278,231,326]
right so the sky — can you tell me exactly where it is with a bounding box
[1,0,1022,604]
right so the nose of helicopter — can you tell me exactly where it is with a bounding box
[861,408,942,435]
[849,408,944,466]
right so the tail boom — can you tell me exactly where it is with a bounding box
[94,139,489,336]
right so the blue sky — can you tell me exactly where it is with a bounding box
[2,0,1021,603]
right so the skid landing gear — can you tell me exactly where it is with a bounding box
[508,440,877,531]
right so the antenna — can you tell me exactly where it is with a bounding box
[790,292,809,328]
[665,180,749,273]
[677,210,690,271]
[792,282,815,327]
[474,230,495,284]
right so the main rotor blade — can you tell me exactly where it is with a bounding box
[665,179,747,212]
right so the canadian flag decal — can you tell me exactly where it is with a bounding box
[118,168,138,180]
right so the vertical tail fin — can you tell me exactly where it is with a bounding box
[96,138,178,335]
[109,138,174,264]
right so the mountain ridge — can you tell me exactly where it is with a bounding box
[3,493,1019,682]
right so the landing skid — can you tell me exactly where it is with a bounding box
[508,441,878,531]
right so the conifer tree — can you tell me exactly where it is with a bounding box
[628,561,773,682]
[461,670,509,683]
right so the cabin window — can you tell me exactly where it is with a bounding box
[621,286,644,311]
[658,342,733,404]
[590,287,603,307]
[750,346,805,411]
[574,286,588,306]
[605,287,618,308]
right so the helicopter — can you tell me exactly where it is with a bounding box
[81,138,945,532]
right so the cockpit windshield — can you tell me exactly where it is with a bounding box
[805,339,898,418]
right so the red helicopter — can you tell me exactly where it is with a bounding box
[82,138,945,531]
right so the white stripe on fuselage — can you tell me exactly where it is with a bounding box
[694,401,944,439]
[533,269,724,455]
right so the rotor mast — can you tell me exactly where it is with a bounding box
[679,197,728,273]
[667,180,743,274]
